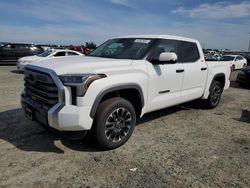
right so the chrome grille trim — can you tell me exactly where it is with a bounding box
[24,64,65,129]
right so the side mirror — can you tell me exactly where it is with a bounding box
[159,52,177,63]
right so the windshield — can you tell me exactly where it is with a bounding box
[88,38,155,59]
[37,50,54,57]
[221,56,235,61]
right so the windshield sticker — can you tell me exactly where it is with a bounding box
[134,39,151,44]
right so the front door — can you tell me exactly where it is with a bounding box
[146,39,184,112]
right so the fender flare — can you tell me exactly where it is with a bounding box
[90,84,145,118]
[210,73,226,90]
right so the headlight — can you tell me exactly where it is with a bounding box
[59,74,89,85]
[59,74,106,96]
[22,60,32,64]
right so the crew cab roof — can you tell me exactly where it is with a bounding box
[116,34,199,43]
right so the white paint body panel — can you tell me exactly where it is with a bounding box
[26,35,230,131]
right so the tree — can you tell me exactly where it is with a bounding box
[85,42,96,49]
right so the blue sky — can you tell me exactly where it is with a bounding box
[0,0,250,50]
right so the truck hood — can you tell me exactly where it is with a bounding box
[30,56,132,75]
[19,55,42,62]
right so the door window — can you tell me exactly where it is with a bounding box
[67,52,79,56]
[178,41,200,62]
[3,44,15,49]
[150,39,179,61]
[54,51,66,57]
[236,56,243,61]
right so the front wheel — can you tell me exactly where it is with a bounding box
[93,97,136,150]
[203,81,223,109]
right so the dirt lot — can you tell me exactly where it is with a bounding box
[0,66,250,188]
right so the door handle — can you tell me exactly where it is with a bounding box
[176,69,184,73]
[201,67,207,71]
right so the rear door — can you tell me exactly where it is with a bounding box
[15,44,28,59]
[178,41,207,102]
[235,56,245,69]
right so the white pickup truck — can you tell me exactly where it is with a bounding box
[21,35,230,149]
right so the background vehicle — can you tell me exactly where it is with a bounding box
[0,43,43,64]
[222,55,247,71]
[205,53,223,61]
[244,55,250,66]
[236,66,250,88]
[17,49,83,70]
[68,46,91,55]
[21,35,230,149]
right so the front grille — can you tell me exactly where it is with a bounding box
[71,86,77,105]
[24,68,59,109]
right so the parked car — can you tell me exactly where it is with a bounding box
[17,49,83,70]
[244,55,250,66]
[21,35,230,149]
[0,43,43,64]
[236,66,250,88]
[68,46,90,55]
[221,55,247,71]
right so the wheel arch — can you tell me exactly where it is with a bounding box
[90,84,145,119]
[202,72,226,99]
[211,73,226,89]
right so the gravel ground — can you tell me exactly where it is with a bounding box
[0,66,249,188]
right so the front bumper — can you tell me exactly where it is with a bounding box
[21,93,93,131]
[17,62,27,70]
[21,65,93,131]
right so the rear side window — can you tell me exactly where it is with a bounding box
[178,41,200,62]
[4,44,15,49]
[67,52,79,56]
[16,45,28,50]
[54,52,66,57]
[236,56,243,60]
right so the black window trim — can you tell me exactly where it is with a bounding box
[54,51,66,57]
[67,51,79,56]
[146,39,181,63]
[177,41,201,63]
[146,39,201,64]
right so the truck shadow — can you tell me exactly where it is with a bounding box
[11,70,23,74]
[230,81,250,90]
[0,105,199,153]
[137,100,206,126]
[0,108,97,153]
[234,110,250,124]
[137,106,183,125]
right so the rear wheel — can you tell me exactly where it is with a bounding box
[243,63,247,68]
[203,81,223,109]
[93,97,136,150]
[239,82,246,88]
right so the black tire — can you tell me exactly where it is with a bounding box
[239,82,246,88]
[243,63,247,68]
[203,81,223,109]
[93,97,136,150]
[231,65,235,72]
